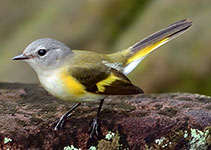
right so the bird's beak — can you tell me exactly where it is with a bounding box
[12,53,30,60]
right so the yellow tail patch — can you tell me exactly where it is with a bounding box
[127,38,169,64]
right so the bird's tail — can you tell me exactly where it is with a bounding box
[122,19,192,74]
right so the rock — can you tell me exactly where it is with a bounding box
[0,83,210,150]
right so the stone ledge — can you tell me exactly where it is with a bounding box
[0,83,210,149]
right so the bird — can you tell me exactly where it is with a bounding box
[12,19,192,138]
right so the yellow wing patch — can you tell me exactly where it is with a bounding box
[127,38,169,64]
[60,69,86,96]
[96,73,121,92]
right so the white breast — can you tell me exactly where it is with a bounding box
[38,71,69,100]
[38,70,105,102]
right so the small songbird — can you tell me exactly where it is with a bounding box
[12,19,192,138]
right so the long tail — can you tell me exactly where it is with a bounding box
[123,19,192,74]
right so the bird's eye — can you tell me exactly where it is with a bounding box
[38,49,47,56]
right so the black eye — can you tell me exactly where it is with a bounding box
[38,49,47,56]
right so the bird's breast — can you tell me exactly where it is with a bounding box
[38,69,103,102]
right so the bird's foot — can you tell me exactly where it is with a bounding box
[53,114,70,130]
[53,103,81,130]
[89,117,101,139]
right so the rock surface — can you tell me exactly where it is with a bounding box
[0,83,210,150]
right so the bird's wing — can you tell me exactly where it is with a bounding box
[69,65,143,95]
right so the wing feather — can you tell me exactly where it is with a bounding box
[69,65,143,95]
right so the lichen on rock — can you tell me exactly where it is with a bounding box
[150,127,211,150]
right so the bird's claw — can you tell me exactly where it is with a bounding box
[53,114,69,130]
[89,117,100,139]
[53,119,64,130]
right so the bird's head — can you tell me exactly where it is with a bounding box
[12,38,72,73]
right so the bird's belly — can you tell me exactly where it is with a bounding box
[38,71,104,102]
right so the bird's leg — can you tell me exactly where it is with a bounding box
[89,99,104,138]
[54,103,81,130]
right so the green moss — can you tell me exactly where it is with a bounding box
[154,136,172,149]
[63,145,81,150]
[88,146,97,150]
[4,137,12,144]
[189,127,211,150]
[105,131,115,140]
[149,127,211,150]
[97,131,123,150]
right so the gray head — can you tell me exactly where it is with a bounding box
[12,38,72,73]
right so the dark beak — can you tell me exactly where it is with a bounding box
[12,53,30,60]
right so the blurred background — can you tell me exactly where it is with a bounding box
[0,0,210,96]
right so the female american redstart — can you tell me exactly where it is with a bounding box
[12,19,192,138]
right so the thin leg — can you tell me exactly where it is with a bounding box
[54,103,81,130]
[89,99,104,138]
[97,99,104,117]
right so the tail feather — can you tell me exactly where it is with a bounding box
[123,19,192,74]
